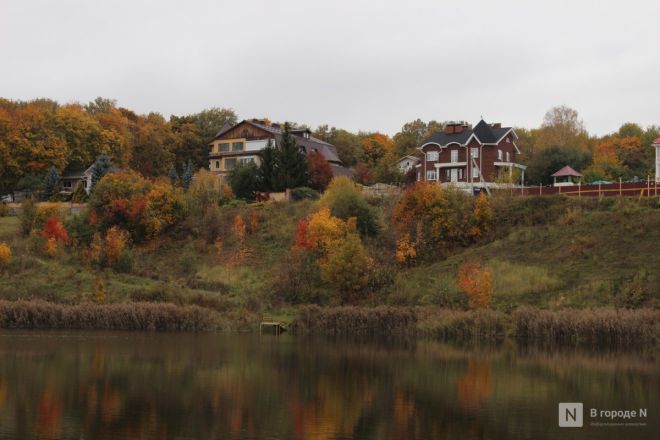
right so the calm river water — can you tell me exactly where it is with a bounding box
[0,331,656,440]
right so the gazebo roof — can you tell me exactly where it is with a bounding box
[551,165,582,178]
[652,137,660,145]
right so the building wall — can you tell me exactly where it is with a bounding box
[656,146,660,182]
[419,132,519,184]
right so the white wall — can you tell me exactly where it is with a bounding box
[246,139,272,152]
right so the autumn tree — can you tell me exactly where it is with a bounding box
[320,177,380,236]
[457,261,493,309]
[319,232,373,303]
[307,151,333,191]
[0,242,11,268]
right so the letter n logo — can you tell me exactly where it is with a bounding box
[558,403,583,427]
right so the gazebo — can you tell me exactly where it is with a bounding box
[551,165,582,187]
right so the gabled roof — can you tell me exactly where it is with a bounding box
[653,137,660,145]
[420,119,516,149]
[61,163,96,180]
[552,165,582,177]
[397,155,421,163]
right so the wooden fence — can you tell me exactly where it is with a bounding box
[516,181,659,198]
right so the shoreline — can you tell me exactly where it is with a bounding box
[0,300,656,347]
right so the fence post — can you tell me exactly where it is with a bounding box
[599,182,602,199]
[648,176,651,198]
[619,178,622,197]
[539,184,541,196]
[578,181,581,198]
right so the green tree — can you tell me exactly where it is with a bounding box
[91,154,114,189]
[181,160,194,190]
[526,145,591,185]
[320,176,380,236]
[43,166,61,200]
[258,139,277,191]
[273,123,309,190]
[228,162,260,200]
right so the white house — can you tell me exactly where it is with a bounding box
[61,164,94,194]
[396,155,421,174]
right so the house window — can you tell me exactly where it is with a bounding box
[427,151,438,161]
[224,158,237,170]
[219,143,229,152]
[506,152,510,162]
[445,169,451,178]
[239,157,254,165]
[426,170,437,181]
[231,142,244,152]
[506,137,511,143]
[471,147,479,159]
[215,160,220,169]
[63,181,71,188]
[498,149,503,161]
[458,168,464,180]
[450,150,459,162]
[472,167,480,179]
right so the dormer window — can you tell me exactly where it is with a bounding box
[450,150,458,162]
[427,151,438,161]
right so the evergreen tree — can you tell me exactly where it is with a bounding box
[258,139,277,191]
[168,165,179,186]
[181,160,194,190]
[228,162,260,200]
[273,123,309,191]
[91,154,114,189]
[43,166,61,200]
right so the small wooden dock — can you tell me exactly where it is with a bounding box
[259,320,287,335]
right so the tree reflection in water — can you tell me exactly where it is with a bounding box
[0,332,655,440]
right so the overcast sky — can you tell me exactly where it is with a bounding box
[1,0,659,136]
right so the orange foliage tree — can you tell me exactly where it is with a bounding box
[457,261,493,309]
[42,217,69,257]
[0,242,11,268]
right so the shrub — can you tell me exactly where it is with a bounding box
[90,171,186,242]
[19,197,37,236]
[457,261,493,309]
[319,233,373,303]
[290,187,320,201]
[42,217,69,257]
[320,176,380,236]
[392,182,474,258]
[186,169,233,216]
[0,242,11,268]
[227,162,260,200]
[0,202,8,217]
[615,269,657,308]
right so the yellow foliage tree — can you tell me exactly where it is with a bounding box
[94,276,106,304]
[319,232,373,303]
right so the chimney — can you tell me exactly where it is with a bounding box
[491,122,502,129]
[445,121,467,134]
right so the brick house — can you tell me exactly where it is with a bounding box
[416,120,526,193]
[208,119,350,178]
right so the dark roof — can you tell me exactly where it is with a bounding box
[421,119,514,147]
[61,163,95,180]
[552,165,583,177]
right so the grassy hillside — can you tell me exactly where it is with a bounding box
[0,196,658,321]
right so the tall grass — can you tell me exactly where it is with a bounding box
[292,305,417,336]
[0,300,226,331]
[416,308,507,340]
[512,307,658,346]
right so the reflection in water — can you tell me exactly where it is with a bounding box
[0,331,656,440]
